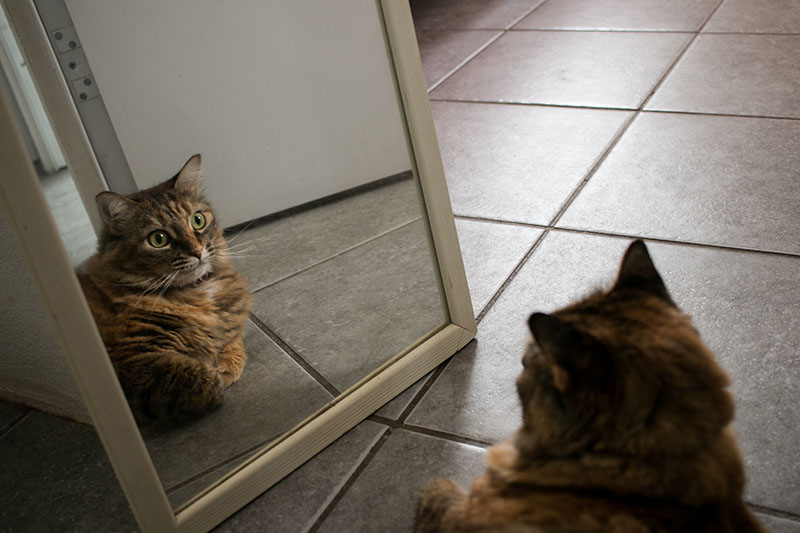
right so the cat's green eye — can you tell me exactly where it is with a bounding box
[191,212,206,230]
[147,230,170,248]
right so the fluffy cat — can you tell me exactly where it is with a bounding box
[416,240,764,532]
[78,154,251,426]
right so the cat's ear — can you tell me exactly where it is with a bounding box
[528,313,603,392]
[96,191,134,235]
[171,154,203,193]
[613,240,673,304]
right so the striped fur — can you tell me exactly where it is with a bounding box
[417,241,764,533]
[78,155,251,426]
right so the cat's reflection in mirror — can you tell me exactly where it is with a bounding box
[78,154,252,428]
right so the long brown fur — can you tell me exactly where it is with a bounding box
[78,155,251,426]
[417,240,765,532]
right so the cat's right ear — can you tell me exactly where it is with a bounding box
[96,191,133,235]
[614,240,674,305]
[528,313,603,393]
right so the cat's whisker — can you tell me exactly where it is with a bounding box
[224,220,257,245]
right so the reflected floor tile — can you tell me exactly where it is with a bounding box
[0,400,27,434]
[455,218,542,316]
[251,220,445,392]
[319,429,486,532]
[0,411,137,531]
[559,112,800,254]
[647,34,800,118]
[143,321,333,496]
[410,230,800,514]
[415,29,501,90]
[704,0,800,33]
[432,31,689,108]
[515,0,718,31]
[432,101,632,224]
[228,175,422,292]
[214,422,387,532]
[410,0,545,30]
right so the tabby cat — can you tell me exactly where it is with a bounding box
[78,154,251,426]
[417,240,764,532]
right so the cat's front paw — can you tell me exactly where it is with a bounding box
[416,478,466,533]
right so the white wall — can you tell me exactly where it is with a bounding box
[0,205,89,423]
[65,0,411,227]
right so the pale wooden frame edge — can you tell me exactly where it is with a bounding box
[0,0,476,531]
[0,77,175,531]
[1,0,106,232]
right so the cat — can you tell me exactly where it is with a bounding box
[78,154,252,426]
[416,240,765,532]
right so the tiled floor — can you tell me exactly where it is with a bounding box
[3,0,800,531]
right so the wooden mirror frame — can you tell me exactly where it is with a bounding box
[0,1,475,530]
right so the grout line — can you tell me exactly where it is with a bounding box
[248,314,341,398]
[250,217,422,294]
[165,433,281,496]
[475,230,550,324]
[544,111,639,227]
[427,32,504,93]
[428,98,800,122]
[426,0,551,94]
[505,0,551,30]
[746,502,800,523]
[508,28,699,34]
[429,97,636,112]
[398,423,493,449]
[637,0,727,111]
[0,410,31,438]
[454,215,800,259]
[307,427,393,532]
[367,415,493,449]
[395,351,463,424]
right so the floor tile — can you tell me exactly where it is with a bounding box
[515,0,718,31]
[431,101,632,224]
[410,0,545,30]
[415,29,501,90]
[228,174,423,292]
[319,429,486,532]
[214,422,387,532]
[756,515,800,533]
[432,31,690,108]
[558,112,800,254]
[647,34,800,118]
[251,220,445,392]
[142,321,333,501]
[704,0,800,33]
[455,218,542,316]
[0,411,137,531]
[0,400,27,434]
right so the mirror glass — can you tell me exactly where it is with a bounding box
[11,0,446,509]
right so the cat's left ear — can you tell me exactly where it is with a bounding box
[613,240,674,305]
[171,154,203,193]
[528,313,605,392]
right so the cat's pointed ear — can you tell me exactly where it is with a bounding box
[528,313,600,392]
[96,191,134,235]
[614,240,673,304]
[171,154,203,193]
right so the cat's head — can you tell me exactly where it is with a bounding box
[515,240,734,460]
[93,154,228,288]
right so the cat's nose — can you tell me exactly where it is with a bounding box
[191,248,203,259]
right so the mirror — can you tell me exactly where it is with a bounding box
[0,1,474,530]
